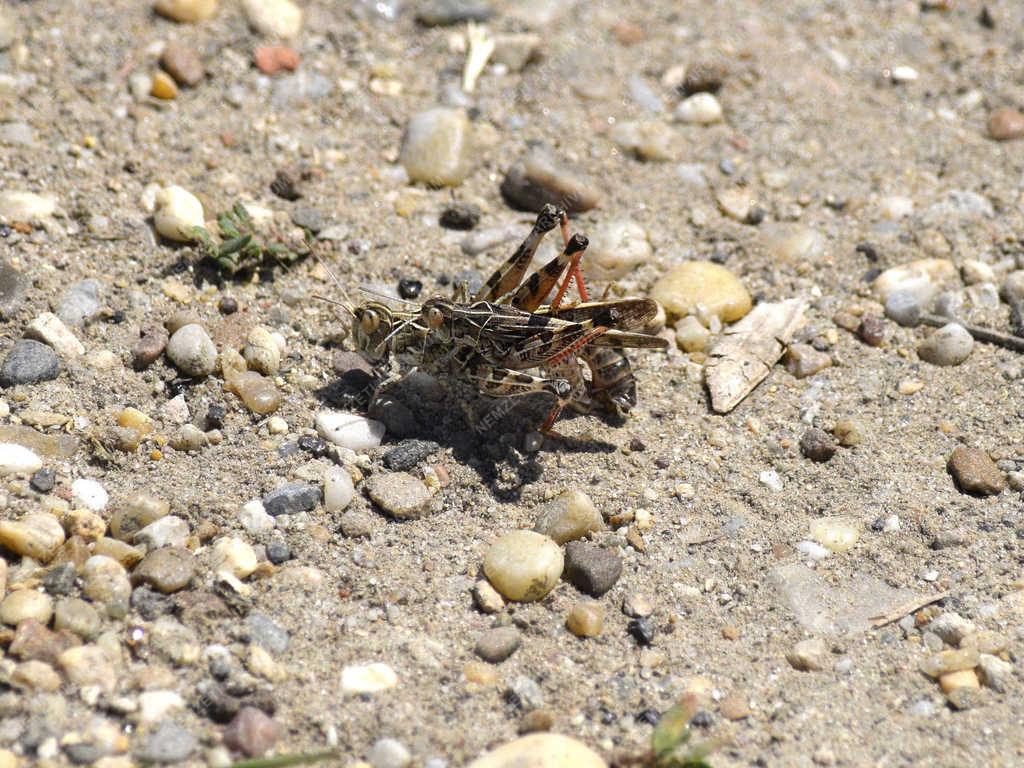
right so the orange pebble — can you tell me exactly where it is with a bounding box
[254,45,300,75]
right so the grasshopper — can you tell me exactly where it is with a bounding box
[337,205,667,435]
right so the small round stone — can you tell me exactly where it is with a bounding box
[988,108,1024,141]
[316,410,385,451]
[809,517,860,553]
[241,0,303,37]
[367,738,412,768]
[211,537,257,579]
[154,0,219,23]
[223,706,280,758]
[0,513,64,561]
[218,296,239,315]
[266,540,291,564]
[947,445,1004,496]
[0,590,53,626]
[800,428,837,462]
[263,483,322,516]
[323,467,355,513]
[0,444,43,475]
[857,316,886,347]
[884,290,922,327]
[474,626,521,663]
[918,323,973,367]
[365,472,431,520]
[399,108,474,187]
[531,489,604,544]
[82,555,132,615]
[53,598,101,640]
[465,734,605,768]
[0,339,61,386]
[153,185,204,242]
[563,541,623,597]
[483,531,563,602]
[566,601,604,638]
[675,92,723,124]
[500,145,603,213]
[786,637,829,671]
[160,43,204,87]
[628,617,655,646]
[439,202,481,230]
[165,324,217,377]
[651,261,751,322]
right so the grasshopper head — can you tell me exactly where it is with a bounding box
[352,302,396,364]
[419,298,451,340]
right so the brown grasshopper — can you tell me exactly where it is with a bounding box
[341,206,666,435]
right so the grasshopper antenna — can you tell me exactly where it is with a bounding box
[305,235,356,318]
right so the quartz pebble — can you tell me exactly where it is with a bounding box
[110,494,169,541]
[884,290,921,327]
[54,598,101,640]
[0,443,43,475]
[501,145,603,213]
[786,637,829,671]
[211,537,257,579]
[978,654,1012,692]
[918,323,973,366]
[473,579,505,614]
[873,259,955,305]
[58,279,103,327]
[0,513,64,561]
[0,191,57,221]
[920,647,979,678]
[57,644,118,693]
[582,219,652,281]
[137,721,198,764]
[947,445,1004,496]
[11,660,61,692]
[762,224,824,264]
[241,0,303,38]
[0,339,61,386]
[399,108,474,187]
[316,410,385,451]
[365,472,432,519]
[531,490,604,544]
[466,734,606,768]
[154,0,218,23]
[133,547,196,593]
[651,261,751,322]
[878,195,913,220]
[0,589,53,626]
[153,185,204,242]
[82,555,132,615]
[151,70,179,100]
[323,466,355,512]
[808,517,860,553]
[475,626,521,663]
[563,541,622,597]
[224,707,280,758]
[26,313,84,357]
[166,324,217,377]
[160,43,204,86]
[367,738,412,768]
[341,662,398,694]
[566,601,604,638]
[988,108,1024,141]
[135,516,190,549]
[226,370,281,414]
[243,326,282,375]
[610,120,678,161]
[483,531,563,602]
[72,478,108,512]
[784,344,831,378]
[927,613,975,646]
[137,690,185,726]
[675,93,723,124]
[675,315,711,352]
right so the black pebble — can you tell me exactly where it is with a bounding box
[218,296,239,315]
[266,540,291,565]
[628,617,655,646]
[297,435,328,458]
[439,202,482,230]
[691,710,714,728]
[30,468,55,493]
[42,563,77,596]
[398,278,423,300]
[637,708,660,725]
[855,242,879,262]
[205,403,227,430]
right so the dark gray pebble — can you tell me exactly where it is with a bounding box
[0,339,61,386]
[564,541,623,597]
[262,483,322,516]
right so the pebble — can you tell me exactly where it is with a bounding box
[0,513,64,560]
[340,508,374,538]
[832,419,864,448]
[266,539,291,564]
[0,589,53,626]
[786,637,829,671]
[399,108,474,187]
[857,315,886,347]
[719,693,752,720]
[263,483,322,516]
[563,541,622,597]
[132,547,196,593]
[566,600,604,638]
[82,555,132,615]
[243,326,282,375]
[316,410,385,451]
[57,279,103,328]
[917,323,973,366]
[160,43,204,87]
[365,472,432,519]
[919,647,979,678]
[947,445,1004,496]
[43,563,77,595]
[475,626,521,663]
[467,734,606,768]
[0,339,61,386]
[71,478,108,512]
[153,185,204,242]
[12,660,61,692]
[166,324,217,377]
[978,654,1012,692]
[135,516,190,549]
[762,223,825,264]
[883,290,921,327]
[674,92,723,124]
[784,344,831,378]
[224,707,280,758]
[0,260,26,319]
[439,202,481,230]
[988,108,1024,141]
[873,258,955,305]
[800,428,837,462]
[473,579,505,614]
[154,0,218,23]
[110,494,169,542]
[254,45,300,75]
[716,187,755,221]
[136,721,198,764]
[416,0,493,25]
[57,644,117,693]
[54,598,101,640]
[483,531,563,602]
[610,120,678,161]
[226,370,281,414]
[0,443,43,475]
[26,313,84,357]
[211,537,257,579]
[582,219,652,281]
[241,0,303,37]
[808,517,860,553]
[500,145,603,213]
[674,315,710,352]
[926,613,975,646]
[341,662,398,694]
[0,191,57,221]
[650,261,751,322]
[939,668,980,694]
[878,195,914,220]
[531,489,604,544]
[323,467,355,513]
[383,439,440,471]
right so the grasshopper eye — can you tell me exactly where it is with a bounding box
[425,306,444,329]
[360,310,380,334]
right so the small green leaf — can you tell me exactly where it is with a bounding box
[651,703,694,757]
[218,234,253,257]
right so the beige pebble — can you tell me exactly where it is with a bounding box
[808,517,860,553]
[0,589,53,626]
[566,601,604,638]
[466,733,607,768]
[531,489,604,544]
[154,185,204,242]
[154,0,218,23]
[0,514,65,562]
[651,261,752,322]
[483,530,563,602]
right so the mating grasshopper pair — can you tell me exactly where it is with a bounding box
[344,205,668,436]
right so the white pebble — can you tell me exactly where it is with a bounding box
[582,219,652,281]
[25,313,85,357]
[0,443,42,475]
[165,324,217,378]
[324,466,355,513]
[795,540,830,560]
[878,195,914,220]
[341,663,398,694]
[674,93,723,124]
[238,500,275,535]
[808,517,860,553]
[135,516,190,549]
[758,470,783,492]
[890,65,919,83]
[367,738,412,768]
[135,690,184,725]
[211,537,258,579]
[316,410,385,451]
[71,479,108,512]
[918,323,973,367]
[483,530,563,602]
[154,0,218,23]
[0,191,57,221]
[241,0,303,37]
[266,416,288,434]
[153,185,205,242]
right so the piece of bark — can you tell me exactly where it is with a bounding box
[704,299,807,413]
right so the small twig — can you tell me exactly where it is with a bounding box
[919,312,1024,353]
[869,590,949,628]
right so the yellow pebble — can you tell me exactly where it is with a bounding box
[149,450,163,461]
[150,71,179,100]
